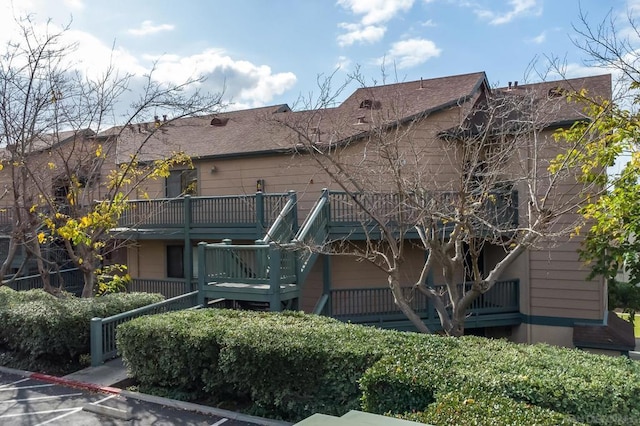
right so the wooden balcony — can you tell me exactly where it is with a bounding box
[327,189,519,240]
[197,240,300,310]
[328,279,521,331]
[115,192,294,240]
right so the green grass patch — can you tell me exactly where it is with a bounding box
[617,312,640,338]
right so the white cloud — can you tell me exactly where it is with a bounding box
[0,5,296,111]
[147,49,297,108]
[336,0,414,46]
[335,55,352,70]
[421,19,437,27]
[128,20,175,36]
[337,23,386,46]
[379,38,441,69]
[63,0,84,10]
[475,0,541,25]
[529,31,546,44]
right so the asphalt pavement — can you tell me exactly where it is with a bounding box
[0,369,281,426]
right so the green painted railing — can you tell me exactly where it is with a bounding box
[328,189,518,229]
[261,191,298,244]
[118,192,291,229]
[90,290,199,366]
[293,189,330,283]
[3,268,84,296]
[127,278,191,298]
[199,240,297,285]
[330,279,519,322]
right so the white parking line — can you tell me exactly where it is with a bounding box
[211,419,229,426]
[0,407,79,418]
[0,393,82,404]
[89,394,118,405]
[33,392,119,425]
[0,384,54,392]
[33,408,83,426]
[0,378,29,389]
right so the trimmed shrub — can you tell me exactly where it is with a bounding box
[119,309,403,418]
[118,309,640,424]
[216,311,399,419]
[117,308,258,400]
[0,288,163,369]
[400,391,585,426]
[360,335,640,425]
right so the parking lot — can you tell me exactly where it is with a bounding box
[0,370,265,425]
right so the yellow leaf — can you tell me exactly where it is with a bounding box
[48,162,56,170]
[96,145,103,157]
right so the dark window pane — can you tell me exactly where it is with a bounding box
[167,245,184,278]
[166,169,197,197]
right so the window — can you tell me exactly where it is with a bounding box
[166,169,197,198]
[167,245,184,278]
[166,244,199,279]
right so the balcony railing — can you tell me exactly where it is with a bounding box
[328,189,518,230]
[3,268,84,296]
[199,240,297,285]
[329,279,520,325]
[117,192,292,230]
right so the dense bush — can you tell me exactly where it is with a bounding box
[117,309,256,400]
[118,308,640,424]
[399,391,585,425]
[215,311,405,419]
[360,336,640,425]
[0,287,163,370]
[118,309,402,416]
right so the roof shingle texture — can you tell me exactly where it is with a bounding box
[106,71,610,164]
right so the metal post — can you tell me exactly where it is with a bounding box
[197,242,207,306]
[90,317,103,367]
[322,254,332,316]
[256,191,265,237]
[184,195,193,291]
[268,242,281,311]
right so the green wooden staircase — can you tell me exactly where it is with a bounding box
[197,190,330,310]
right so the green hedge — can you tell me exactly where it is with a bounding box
[0,287,163,370]
[400,391,585,425]
[360,336,640,425]
[117,309,640,424]
[117,309,256,400]
[215,311,405,419]
[118,310,402,417]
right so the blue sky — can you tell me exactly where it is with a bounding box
[0,0,632,112]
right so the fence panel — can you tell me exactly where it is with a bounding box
[90,291,199,366]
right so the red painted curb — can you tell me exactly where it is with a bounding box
[30,372,122,395]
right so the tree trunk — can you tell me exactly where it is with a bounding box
[81,268,95,298]
[0,236,18,281]
[389,272,432,333]
[30,240,55,294]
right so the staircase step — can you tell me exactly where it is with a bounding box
[293,411,430,425]
[341,410,429,425]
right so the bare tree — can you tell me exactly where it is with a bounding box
[272,72,608,336]
[0,16,223,296]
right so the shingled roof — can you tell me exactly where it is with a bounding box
[106,72,490,163]
[102,71,610,164]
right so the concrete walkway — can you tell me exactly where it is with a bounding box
[63,357,128,387]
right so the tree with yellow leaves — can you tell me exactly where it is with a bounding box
[0,17,223,296]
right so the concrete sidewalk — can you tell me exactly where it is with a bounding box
[63,357,128,387]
